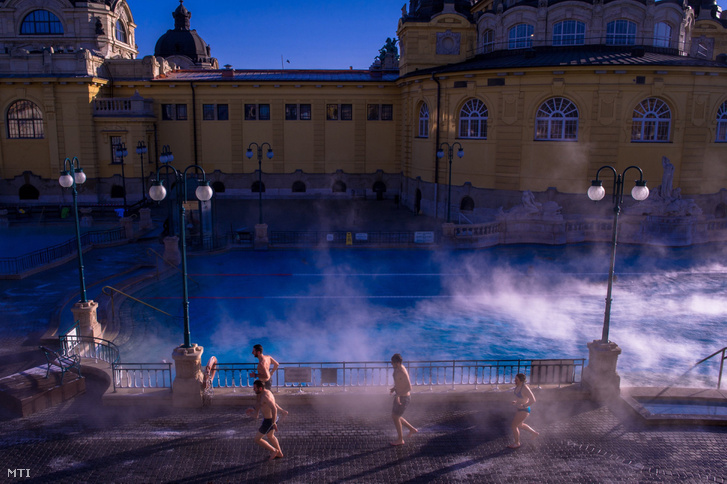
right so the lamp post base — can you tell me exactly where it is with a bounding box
[71,300,101,339]
[582,340,622,403]
[162,236,181,266]
[172,344,204,408]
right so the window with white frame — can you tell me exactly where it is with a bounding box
[553,20,585,46]
[716,101,727,142]
[631,98,671,142]
[418,103,429,138]
[508,24,534,49]
[115,20,127,43]
[7,100,44,139]
[458,99,488,139]
[535,97,579,140]
[653,22,671,48]
[482,29,495,53]
[606,20,637,45]
[20,10,63,35]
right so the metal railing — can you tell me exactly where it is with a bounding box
[688,347,726,389]
[209,359,584,391]
[269,231,433,247]
[0,226,125,276]
[112,362,174,392]
[59,334,121,366]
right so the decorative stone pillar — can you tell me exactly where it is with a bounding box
[254,223,269,250]
[162,236,181,266]
[71,300,101,339]
[138,207,152,230]
[120,216,134,239]
[172,344,204,407]
[442,222,455,238]
[79,208,93,227]
[582,340,622,403]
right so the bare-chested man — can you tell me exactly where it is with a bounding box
[250,344,289,419]
[389,353,418,446]
[250,379,283,460]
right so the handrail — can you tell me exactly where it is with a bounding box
[688,346,726,389]
[59,334,120,366]
[102,285,173,316]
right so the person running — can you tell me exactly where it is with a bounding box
[508,373,539,449]
[249,344,289,419]
[250,344,279,390]
[389,353,418,446]
[250,379,284,460]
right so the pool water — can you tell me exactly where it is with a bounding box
[638,399,727,416]
[117,243,727,386]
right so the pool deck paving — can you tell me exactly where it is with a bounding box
[1,199,726,482]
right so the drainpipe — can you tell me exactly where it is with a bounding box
[432,72,441,221]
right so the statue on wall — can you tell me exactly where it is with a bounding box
[496,190,563,221]
[626,156,702,217]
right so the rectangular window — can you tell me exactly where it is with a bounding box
[326,104,339,120]
[367,104,380,120]
[381,104,393,121]
[203,104,229,120]
[162,104,187,120]
[110,135,123,164]
[245,104,270,120]
[285,104,312,120]
[300,104,311,120]
[327,104,352,121]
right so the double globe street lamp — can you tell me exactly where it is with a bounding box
[58,157,88,304]
[436,142,464,223]
[587,165,649,344]
[246,142,273,225]
[149,164,213,348]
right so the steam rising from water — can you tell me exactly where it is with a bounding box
[119,245,727,387]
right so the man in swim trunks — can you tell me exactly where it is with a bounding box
[251,379,283,460]
[389,353,418,446]
[250,344,289,419]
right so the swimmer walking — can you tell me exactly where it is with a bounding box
[390,353,418,446]
[508,373,539,449]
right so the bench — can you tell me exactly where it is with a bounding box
[39,346,82,381]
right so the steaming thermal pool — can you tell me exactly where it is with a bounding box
[117,244,727,386]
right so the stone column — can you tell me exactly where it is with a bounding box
[120,216,134,239]
[582,340,622,403]
[442,222,455,238]
[162,236,181,266]
[138,207,152,230]
[254,223,269,250]
[172,344,204,407]
[71,300,101,339]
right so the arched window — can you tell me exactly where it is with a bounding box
[606,20,636,45]
[654,22,671,48]
[508,24,534,49]
[535,97,579,140]
[211,181,225,193]
[631,98,671,142]
[115,20,127,43]
[460,196,475,212]
[19,184,40,200]
[251,181,265,193]
[716,101,727,142]
[20,10,63,35]
[482,29,495,53]
[332,180,347,193]
[553,20,585,46]
[292,181,306,192]
[111,185,125,198]
[7,100,44,139]
[458,99,488,139]
[418,103,429,138]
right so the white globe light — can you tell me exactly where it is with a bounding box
[59,172,73,188]
[266,149,274,160]
[149,183,167,201]
[587,184,606,201]
[74,169,86,185]
[246,149,254,159]
[195,183,213,201]
[457,149,464,158]
[436,150,444,159]
[631,183,649,201]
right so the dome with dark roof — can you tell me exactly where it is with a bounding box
[154,0,215,68]
[406,0,472,21]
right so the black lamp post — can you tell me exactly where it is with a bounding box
[436,142,464,223]
[246,142,274,225]
[159,145,174,236]
[136,141,148,202]
[114,143,129,216]
[149,164,213,348]
[587,165,649,343]
[59,157,88,303]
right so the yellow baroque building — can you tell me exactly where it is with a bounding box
[2,0,727,222]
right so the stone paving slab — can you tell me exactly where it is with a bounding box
[0,376,725,483]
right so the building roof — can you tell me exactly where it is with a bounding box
[403,46,727,78]
[154,69,400,83]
